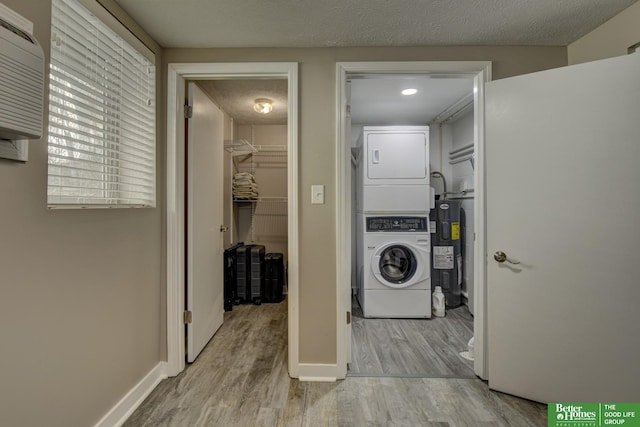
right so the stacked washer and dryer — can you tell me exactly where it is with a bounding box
[355,126,433,318]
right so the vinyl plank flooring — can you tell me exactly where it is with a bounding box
[350,296,475,378]
[124,298,547,427]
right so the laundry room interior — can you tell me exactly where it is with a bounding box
[185,78,290,363]
[348,74,477,378]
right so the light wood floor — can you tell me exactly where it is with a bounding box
[350,296,475,378]
[124,300,547,426]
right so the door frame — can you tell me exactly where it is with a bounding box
[166,62,299,377]
[335,61,491,379]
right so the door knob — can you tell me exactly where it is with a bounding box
[220,226,229,232]
[494,251,520,264]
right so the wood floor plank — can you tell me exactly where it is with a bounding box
[350,296,475,378]
[277,379,305,427]
[124,299,547,427]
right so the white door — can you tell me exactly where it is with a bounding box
[486,53,640,402]
[187,82,225,363]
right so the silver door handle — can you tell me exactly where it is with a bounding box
[494,251,520,264]
[220,226,229,232]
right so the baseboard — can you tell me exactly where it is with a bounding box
[94,362,167,427]
[298,363,339,382]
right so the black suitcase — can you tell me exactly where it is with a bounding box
[236,244,265,304]
[249,245,266,304]
[264,253,285,303]
[223,242,244,311]
[236,245,249,304]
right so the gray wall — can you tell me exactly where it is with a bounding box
[568,1,640,64]
[163,46,567,364]
[0,1,164,426]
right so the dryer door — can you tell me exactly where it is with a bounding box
[372,244,420,288]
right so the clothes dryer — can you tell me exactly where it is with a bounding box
[356,214,431,318]
[356,126,431,213]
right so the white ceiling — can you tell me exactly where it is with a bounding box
[349,77,474,125]
[114,0,637,48]
[195,76,472,126]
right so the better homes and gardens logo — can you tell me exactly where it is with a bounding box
[551,404,597,426]
[549,403,640,427]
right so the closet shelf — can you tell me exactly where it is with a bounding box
[233,197,287,203]
[224,139,257,155]
[254,145,287,152]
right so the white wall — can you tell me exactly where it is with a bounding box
[430,124,453,198]
[440,111,475,313]
[451,112,475,313]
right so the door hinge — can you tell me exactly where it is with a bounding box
[346,311,351,325]
[184,310,193,324]
[184,104,193,119]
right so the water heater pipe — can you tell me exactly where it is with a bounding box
[430,171,447,200]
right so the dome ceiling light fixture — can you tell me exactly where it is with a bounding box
[253,98,273,114]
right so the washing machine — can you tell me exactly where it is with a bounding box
[356,214,431,318]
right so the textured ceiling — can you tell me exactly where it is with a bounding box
[114,0,638,48]
[196,80,288,125]
[141,0,637,126]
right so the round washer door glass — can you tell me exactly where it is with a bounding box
[378,245,417,285]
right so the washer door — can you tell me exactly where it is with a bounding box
[372,244,420,288]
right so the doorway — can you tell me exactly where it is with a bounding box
[166,63,299,378]
[335,62,491,379]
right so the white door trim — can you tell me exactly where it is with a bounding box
[335,61,491,379]
[166,62,299,378]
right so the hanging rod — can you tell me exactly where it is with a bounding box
[254,145,287,152]
[443,188,474,197]
[430,93,474,124]
[233,197,288,202]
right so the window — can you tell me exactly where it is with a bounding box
[47,0,156,208]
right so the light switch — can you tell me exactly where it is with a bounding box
[311,185,325,204]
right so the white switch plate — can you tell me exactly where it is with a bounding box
[311,184,324,204]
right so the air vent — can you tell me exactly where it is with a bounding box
[0,17,34,44]
[0,13,44,140]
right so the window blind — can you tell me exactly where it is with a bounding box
[47,0,156,208]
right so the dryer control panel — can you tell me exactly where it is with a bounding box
[366,216,428,232]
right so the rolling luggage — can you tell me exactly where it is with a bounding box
[249,245,266,304]
[236,245,249,304]
[264,253,285,303]
[236,244,265,305]
[223,242,244,311]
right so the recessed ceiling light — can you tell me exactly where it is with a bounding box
[401,88,418,96]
